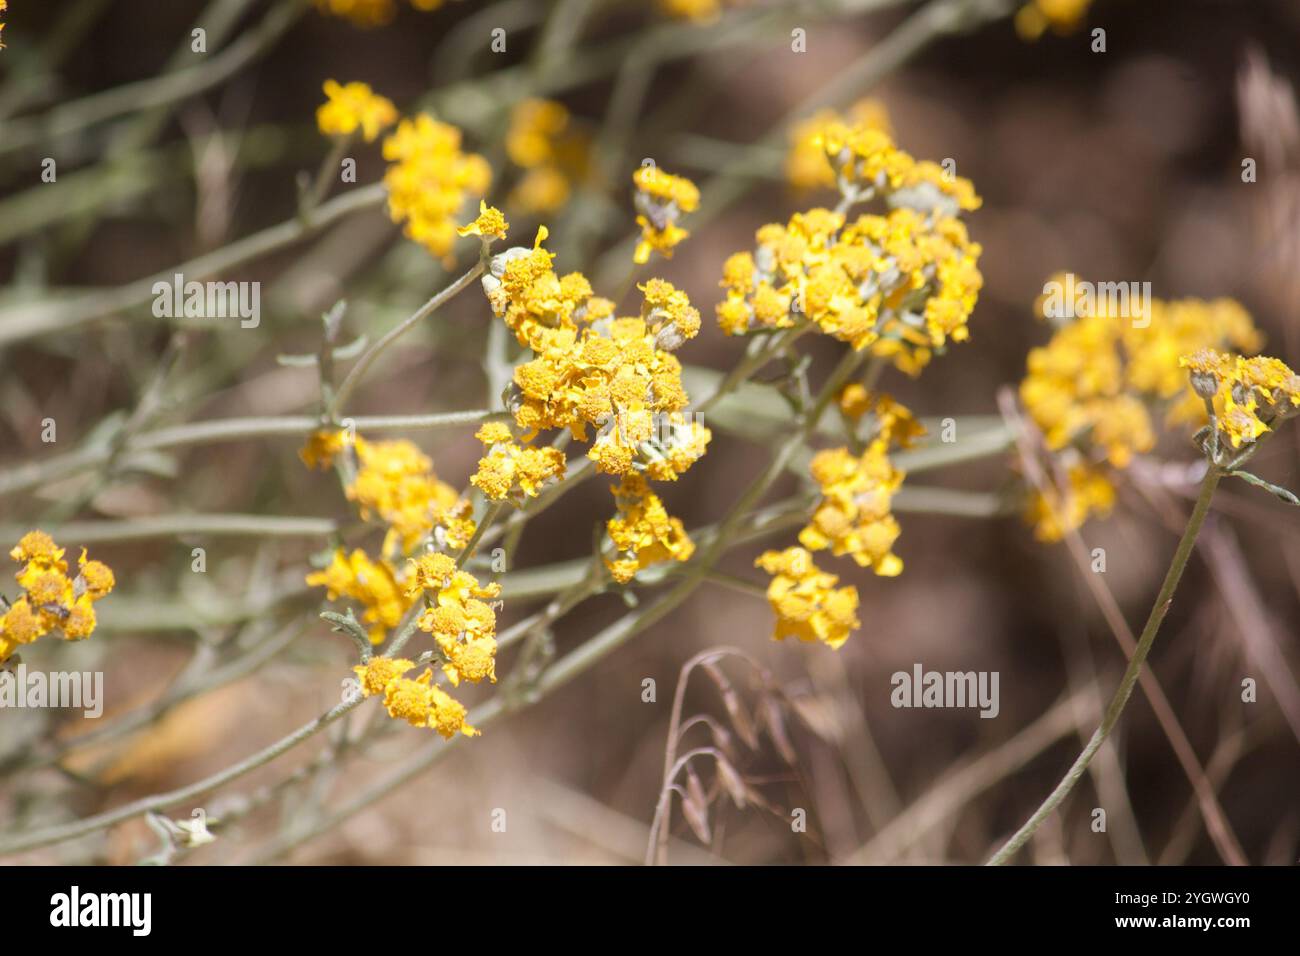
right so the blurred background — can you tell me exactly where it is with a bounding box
[1,0,1297,864]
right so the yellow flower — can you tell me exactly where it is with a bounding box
[800,445,905,576]
[632,166,699,264]
[316,80,398,142]
[506,99,570,168]
[314,0,447,26]
[307,548,412,644]
[1025,463,1116,542]
[470,425,567,502]
[717,203,983,374]
[299,427,352,470]
[1022,285,1263,466]
[1,532,114,660]
[755,548,860,649]
[503,99,593,214]
[658,0,724,22]
[383,113,491,261]
[838,387,925,449]
[353,656,416,696]
[347,436,475,555]
[457,200,509,242]
[439,634,497,687]
[604,475,695,584]
[1179,349,1300,451]
[381,669,480,738]
[1015,0,1093,42]
[787,100,892,191]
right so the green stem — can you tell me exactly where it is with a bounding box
[328,260,486,419]
[986,466,1223,865]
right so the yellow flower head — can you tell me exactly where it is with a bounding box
[315,0,447,27]
[347,436,475,555]
[307,548,412,644]
[1025,462,1116,542]
[2,532,114,661]
[457,200,509,242]
[353,656,416,697]
[316,80,398,142]
[800,445,905,576]
[299,427,352,470]
[380,668,479,738]
[632,166,699,264]
[755,547,860,649]
[383,113,491,261]
[1015,0,1093,42]
[604,475,695,584]
[718,200,982,375]
[1180,348,1300,451]
[470,423,567,502]
[787,100,893,192]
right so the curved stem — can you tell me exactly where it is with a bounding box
[986,466,1224,865]
[327,260,486,419]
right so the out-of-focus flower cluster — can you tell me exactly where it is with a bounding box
[383,113,491,262]
[1019,275,1263,539]
[657,0,741,23]
[754,547,860,650]
[316,80,398,142]
[1015,0,1093,42]
[1,532,115,663]
[505,99,593,215]
[315,0,452,28]
[719,118,982,376]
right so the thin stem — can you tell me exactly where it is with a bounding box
[328,260,486,418]
[986,466,1224,865]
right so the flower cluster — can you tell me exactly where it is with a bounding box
[1181,349,1300,453]
[632,166,700,264]
[482,230,711,480]
[315,0,449,27]
[348,437,476,555]
[353,656,478,739]
[1019,278,1262,539]
[658,0,728,21]
[0,1,6,50]
[1,532,115,663]
[408,552,501,689]
[786,99,892,192]
[383,113,491,261]
[307,548,410,644]
[719,120,982,376]
[799,393,918,577]
[754,548,861,650]
[316,80,397,142]
[1015,0,1094,42]
[505,99,592,215]
[470,421,567,503]
[604,475,696,584]
[303,434,475,643]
